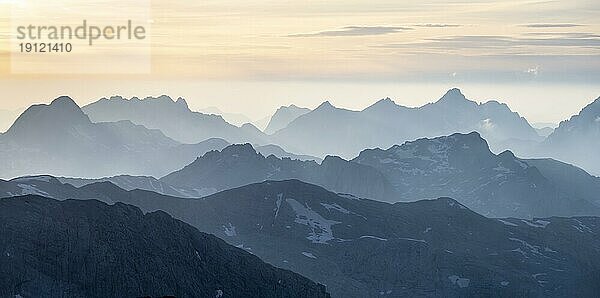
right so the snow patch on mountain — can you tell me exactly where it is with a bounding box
[358,235,388,241]
[321,202,350,214]
[448,275,470,288]
[521,219,550,228]
[302,252,317,259]
[286,198,340,244]
[17,184,50,197]
[223,223,237,237]
[498,219,519,227]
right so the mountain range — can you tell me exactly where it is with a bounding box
[0,97,317,179]
[352,132,600,218]
[271,88,541,158]
[0,96,229,178]
[0,195,330,298]
[157,133,600,218]
[539,96,600,176]
[83,95,268,144]
[264,104,311,134]
[161,143,397,202]
[3,179,600,297]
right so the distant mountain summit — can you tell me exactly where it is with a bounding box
[161,143,397,201]
[6,96,90,142]
[353,132,600,218]
[542,96,600,175]
[0,96,229,178]
[83,95,268,144]
[272,88,540,158]
[264,104,311,134]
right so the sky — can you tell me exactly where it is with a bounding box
[0,0,598,124]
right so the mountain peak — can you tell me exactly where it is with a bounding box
[375,97,396,106]
[364,97,398,111]
[220,143,259,156]
[316,101,335,110]
[175,97,189,108]
[438,88,467,102]
[50,96,80,109]
[6,96,90,137]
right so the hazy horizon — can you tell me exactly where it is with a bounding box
[0,80,597,125]
[1,1,598,125]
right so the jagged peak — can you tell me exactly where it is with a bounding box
[220,143,259,156]
[385,132,489,154]
[366,97,397,110]
[315,100,336,110]
[275,103,309,113]
[437,88,468,103]
[175,97,189,108]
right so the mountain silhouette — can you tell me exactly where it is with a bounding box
[0,195,330,297]
[0,97,229,178]
[83,95,268,144]
[541,96,600,175]
[272,88,540,158]
[353,132,600,218]
[264,104,311,134]
[160,143,398,201]
[6,179,600,298]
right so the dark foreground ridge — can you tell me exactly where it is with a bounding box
[0,195,330,298]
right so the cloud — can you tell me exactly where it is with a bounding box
[414,24,461,28]
[287,26,413,37]
[522,23,583,28]
[378,35,600,51]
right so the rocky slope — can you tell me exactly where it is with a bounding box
[541,96,600,176]
[161,143,398,202]
[0,195,330,298]
[13,180,600,298]
[353,132,600,218]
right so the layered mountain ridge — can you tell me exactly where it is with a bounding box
[272,88,541,158]
[83,95,268,144]
[3,179,600,297]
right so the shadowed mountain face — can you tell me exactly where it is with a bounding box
[271,89,540,158]
[0,195,330,298]
[0,97,229,179]
[160,143,398,202]
[7,180,600,298]
[83,95,268,144]
[265,104,311,134]
[353,132,600,218]
[541,96,600,176]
